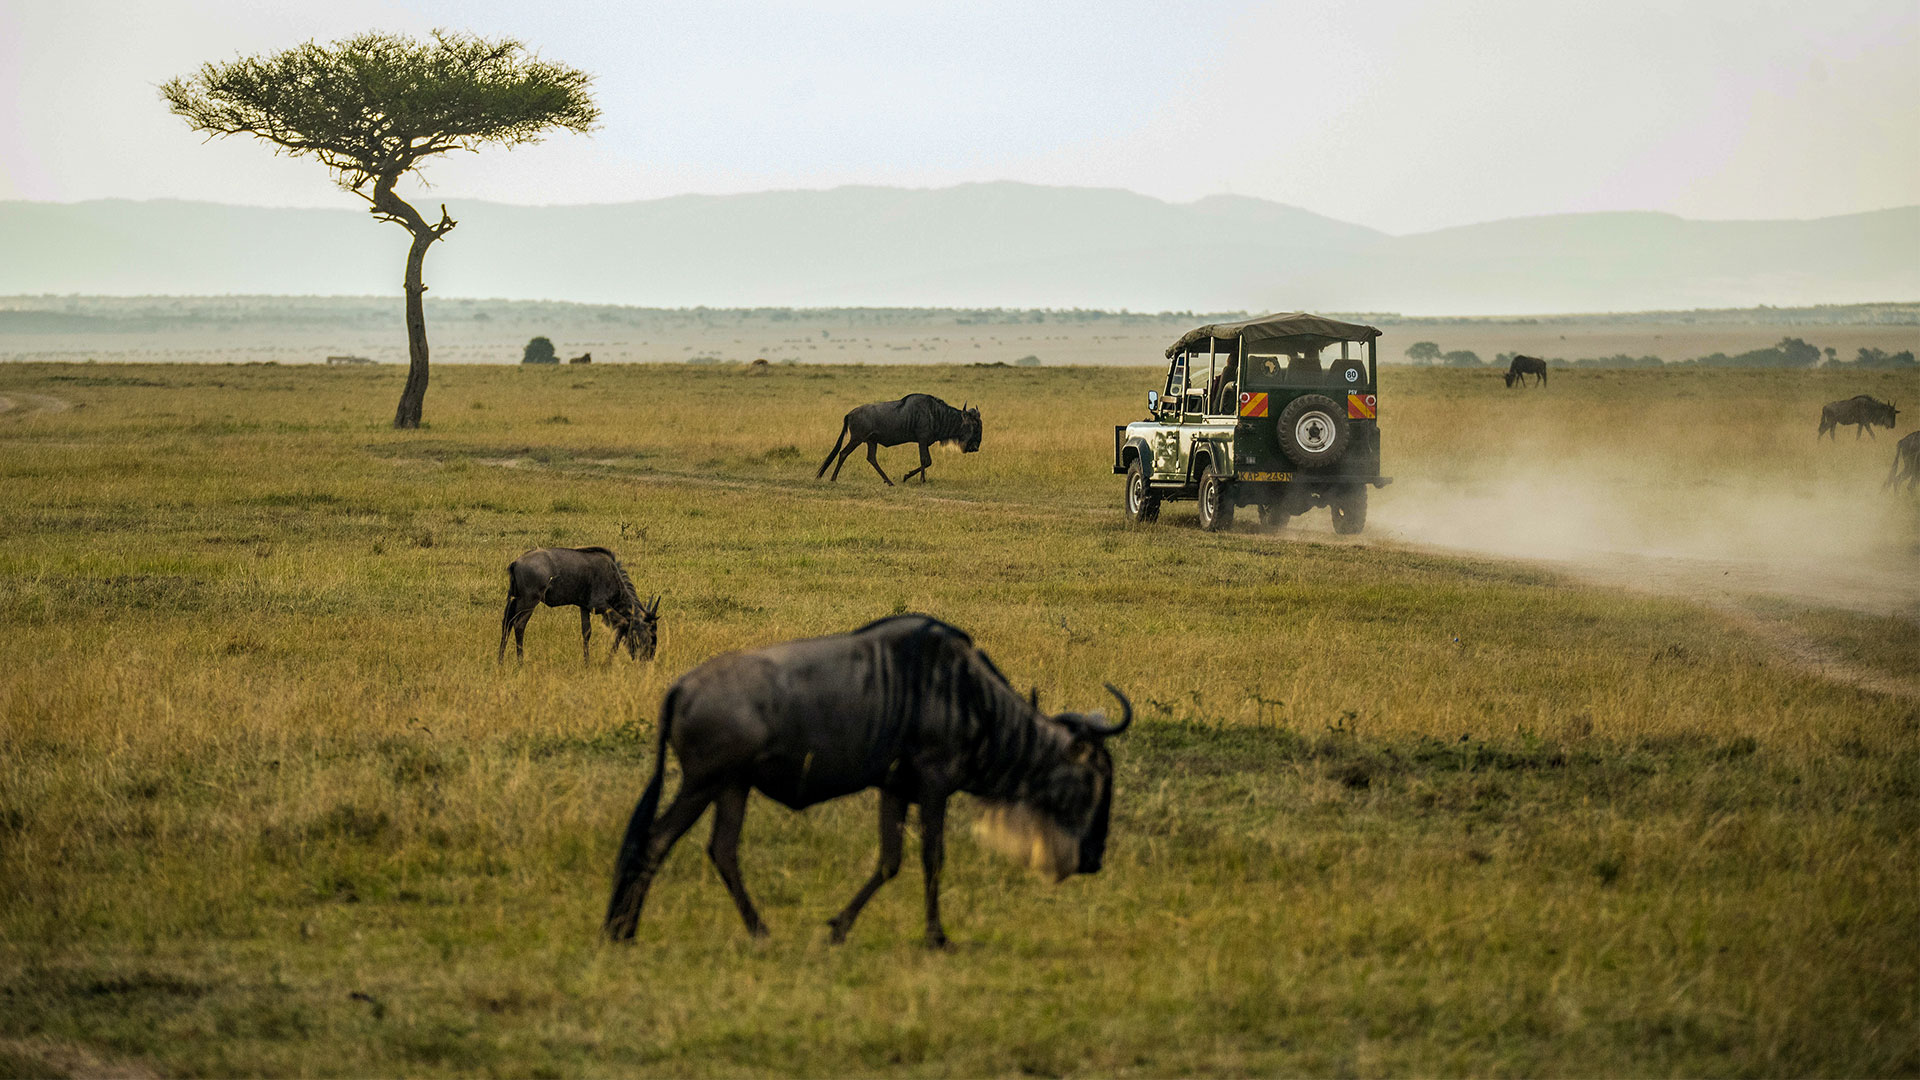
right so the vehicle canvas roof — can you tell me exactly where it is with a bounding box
[1166,312,1382,358]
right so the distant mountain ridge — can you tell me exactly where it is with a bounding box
[1,183,1912,313]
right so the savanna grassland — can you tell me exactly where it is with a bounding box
[1,359,1916,1077]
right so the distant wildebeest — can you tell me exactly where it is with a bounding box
[816,394,983,485]
[1886,430,1920,492]
[497,547,659,663]
[1819,395,1898,440]
[1503,355,1548,388]
[602,614,1132,948]
[568,352,592,365]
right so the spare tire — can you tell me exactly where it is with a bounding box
[1330,358,1367,389]
[1276,394,1350,468]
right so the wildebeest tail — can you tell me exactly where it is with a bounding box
[816,418,850,478]
[603,687,679,940]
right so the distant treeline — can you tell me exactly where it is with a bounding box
[1406,336,1916,370]
[0,295,1237,335]
[1349,302,1920,327]
[4,296,1916,336]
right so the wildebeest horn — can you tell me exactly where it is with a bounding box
[1029,686,1040,710]
[1082,683,1133,736]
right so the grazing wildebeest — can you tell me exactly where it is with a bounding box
[816,394,982,485]
[1819,395,1898,440]
[1886,430,1920,492]
[602,614,1131,948]
[1503,355,1548,388]
[497,547,659,664]
[568,352,592,365]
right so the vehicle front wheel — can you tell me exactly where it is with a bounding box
[1124,459,1160,523]
[1330,485,1367,535]
[1197,464,1235,532]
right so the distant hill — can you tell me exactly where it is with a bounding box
[1,184,1913,313]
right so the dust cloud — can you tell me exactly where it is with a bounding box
[1369,462,1920,622]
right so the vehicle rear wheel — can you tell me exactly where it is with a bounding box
[1256,502,1289,530]
[1197,463,1234,532]
[1330,485,1367,535]
[1276,394,1351,469]
[1124,459,1160,523]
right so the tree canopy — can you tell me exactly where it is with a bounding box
[1404,341,1441,365]
[161,31,598,199]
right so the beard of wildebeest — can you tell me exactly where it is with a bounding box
[972,716,1116,881]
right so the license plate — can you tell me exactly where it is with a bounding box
[1240,471,1293,482]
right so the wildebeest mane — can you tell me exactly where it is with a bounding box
[574,545,638,609]
[851,614,1043,792]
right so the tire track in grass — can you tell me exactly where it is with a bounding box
[0,393,74,419]
[463,452,1919,701]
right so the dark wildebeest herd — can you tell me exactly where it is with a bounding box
[485,392,1144,949]
[492,364,1914,952]
[1497,361,1911,495]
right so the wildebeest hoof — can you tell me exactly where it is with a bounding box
[826,920,850,944]
[924,931,950,950]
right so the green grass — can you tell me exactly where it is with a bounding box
[1,361,1916,1077]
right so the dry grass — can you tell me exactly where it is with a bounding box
[0,360,1915,1077]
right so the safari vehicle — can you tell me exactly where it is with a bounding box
[1113,312,1389,534]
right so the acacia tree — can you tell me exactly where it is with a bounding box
[1404,341,1441,365]
[163,32,598,428]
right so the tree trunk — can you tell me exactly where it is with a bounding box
[392,229,435,429]
[367,181,454,431]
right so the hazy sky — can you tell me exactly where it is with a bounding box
[2,0,1915,234]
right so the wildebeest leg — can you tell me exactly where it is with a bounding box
[901,443,933,484]
[510,606,537,661]
[579,607,593,664]
[918,794,949,949]
[827,790,907,944]
[866,442,894,486]
[497,598,519,663]
[706,783,767,937]
[830,439,860,482]
[611,780,720,936]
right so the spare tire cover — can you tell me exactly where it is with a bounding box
[1276,394,1350,468]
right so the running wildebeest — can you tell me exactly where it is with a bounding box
[602,614,1131,948]
[497,547,659,664]
[1819,395,1898,440]
[1503,355,1548,388]
[1886,430,1920,492]
[816,394,983,485]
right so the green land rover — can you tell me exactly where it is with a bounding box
[1113,312,1390,534]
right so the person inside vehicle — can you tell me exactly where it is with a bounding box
[1288,348,1323,381]
[1210,356,1239,414]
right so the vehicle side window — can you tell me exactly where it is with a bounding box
[1164,355,1186,413]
